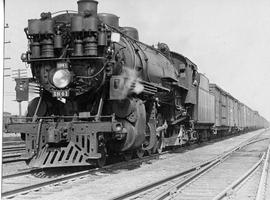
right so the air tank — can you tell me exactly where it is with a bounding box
[98,13,119,28]
[122,27,139,40]
[71,15,83,32]
[83,16,98,32]
[40,19,54,34]
[28,19,41,35]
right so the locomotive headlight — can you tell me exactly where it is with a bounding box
[52,69,71,88]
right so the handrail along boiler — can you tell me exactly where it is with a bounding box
[7,0,269,168]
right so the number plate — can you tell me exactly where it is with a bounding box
[52,90,69,97]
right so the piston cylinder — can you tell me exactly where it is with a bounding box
[77,0,98,16]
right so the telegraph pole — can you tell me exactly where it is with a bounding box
[4,23,11,78]
[18,70,21,117]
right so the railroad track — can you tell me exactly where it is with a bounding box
[2,146,26,156]
[2,144,27,163]
[2,168,39,179]
[0,130,243,167]
[256,147,270,200]
[2,143,26,163]
[3,141,25,146]
[2,155,27,164]
[1,135,234,199]
[2,129,268,199]
[3,145,25,151]
[110,131,270,200]
[233,139,270,200]
[1,150,162,199]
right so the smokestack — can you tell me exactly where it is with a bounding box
[77,0,98,16]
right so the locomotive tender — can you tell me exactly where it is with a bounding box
[7,0,269,168]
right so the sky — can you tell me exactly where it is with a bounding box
[2,0,270,121]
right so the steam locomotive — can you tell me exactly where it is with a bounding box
[7,0,268,168]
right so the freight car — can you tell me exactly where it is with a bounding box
[209,84,268,137]
[6,0,269,168]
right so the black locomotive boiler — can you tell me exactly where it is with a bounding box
[7,0,269,168]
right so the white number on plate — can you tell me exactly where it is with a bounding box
[53,90,69,97]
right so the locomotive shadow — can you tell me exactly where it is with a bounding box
[103,157,159,173]
[29,156,156,178]
[30,165,95,178]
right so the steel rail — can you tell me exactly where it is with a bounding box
[212,152,266,200]
[2,130,266,199]
[2,158,27,164]
[2,141,213,199]
[2,148,26,154]
[2,147,25,152]
[3,147,25,151]
[151,137,268,200]
[2,141,25,146]
[151,159,223,200]
[0,133,239,196]
[0,134,234,198]
[110,132,264,200]
[2,153,22,159]
[2,168,40,179]
[111,159,217,200]
[2,134,226,197]
[1,152,161,198]
[255,142,270,200]
[2,144,25,149]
